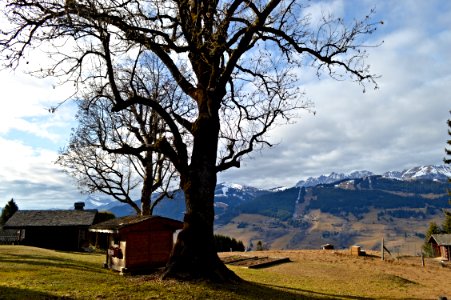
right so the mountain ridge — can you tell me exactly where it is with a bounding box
[79,164,450,252]
[296,164,450,188]
[85,164,450,213]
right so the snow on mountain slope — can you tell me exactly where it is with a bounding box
[80,165,449,217]
[383,165,451,181]
[214,182,267,200]
[83,195,115,210]
[296,170,374,188]
[296,165,450,188]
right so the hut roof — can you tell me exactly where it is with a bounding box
[89,215,183,233]
[4,210,97,228]
[429,234,451,246]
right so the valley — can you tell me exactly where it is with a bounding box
[87,165,450,254]
[216,174,448,253]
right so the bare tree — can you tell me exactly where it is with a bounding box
[57,101,174,216]
[1,0,380,281]
[57,54,180,215]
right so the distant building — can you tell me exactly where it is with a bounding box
[3,202,97,250]
[89,215,183,274]
[428,234,451,260]
[321,243,334,250]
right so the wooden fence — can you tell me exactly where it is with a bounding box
[0,230,21,245]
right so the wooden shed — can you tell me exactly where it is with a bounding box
[321,244,334,250]
[3,204,97,250]
[350,245,366,256]
[89,215,183,274]
[428,234,451,260]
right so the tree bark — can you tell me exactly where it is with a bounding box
[140,156,153,216]
[162,93,239,282]
[162,192,239,282]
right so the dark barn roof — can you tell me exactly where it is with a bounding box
[89,215,183,233]
[4,210,97,228]
[428,234,451,246]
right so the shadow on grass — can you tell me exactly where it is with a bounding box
[0,253,104,274]
[206,280,377,300]
[257,282,376,300]
[0,286,74,300]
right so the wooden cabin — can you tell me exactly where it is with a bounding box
[89,215,183,274]
[428,234,451,260]
[350,245,366,256]
[3,203,97,250]
[321,243,334,250]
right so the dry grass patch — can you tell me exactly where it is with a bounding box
[1,246,451,299]
[221,250,451,299]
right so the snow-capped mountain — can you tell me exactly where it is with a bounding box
[214,182,268,205]
[82,195,117,210]
[91,183,269,218]
[296,165,450,188]
[78,165,449,219]
[383,165,451,181]
[296,170,374,188]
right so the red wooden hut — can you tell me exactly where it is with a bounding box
[428,234,451,260]
[89,215,183,274]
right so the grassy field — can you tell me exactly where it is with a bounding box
[215,212,444,252]
[0,246,450,299]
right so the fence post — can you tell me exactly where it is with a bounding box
[381,238,384,261]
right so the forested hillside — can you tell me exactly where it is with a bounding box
[98,167,449,251]
[215,176,449,251]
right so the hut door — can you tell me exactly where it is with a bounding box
[78,229,87,249]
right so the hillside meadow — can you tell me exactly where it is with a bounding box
[0,246,450,299]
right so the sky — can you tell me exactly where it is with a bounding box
[0,0,450,209]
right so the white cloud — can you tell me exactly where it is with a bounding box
[0,70,77,144]
[0,137,82,209]
[301,0,345,26]
[219,1,451,188]
[1,0,450,208]
[0,71,79,209]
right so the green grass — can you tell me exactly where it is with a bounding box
[0,246,325,299]
[1,246,451,299]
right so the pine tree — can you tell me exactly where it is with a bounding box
[214,234,245,252]
[445,111,451,201]
[423,221,441,257]
[423,111,451,256]
[0,199,18,226]
[442,212,451,234]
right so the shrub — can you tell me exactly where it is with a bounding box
[214,234,245,252]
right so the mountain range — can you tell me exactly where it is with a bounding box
[295,165,451,187]
[85,164,450,212]
[85,165,450,252]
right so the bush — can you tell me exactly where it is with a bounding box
[214,234,245,252]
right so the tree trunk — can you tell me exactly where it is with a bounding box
[162,95,240,282]
[162,182,239,282]
[140,158,153,216]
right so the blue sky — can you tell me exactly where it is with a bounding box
[0,0,450,209]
